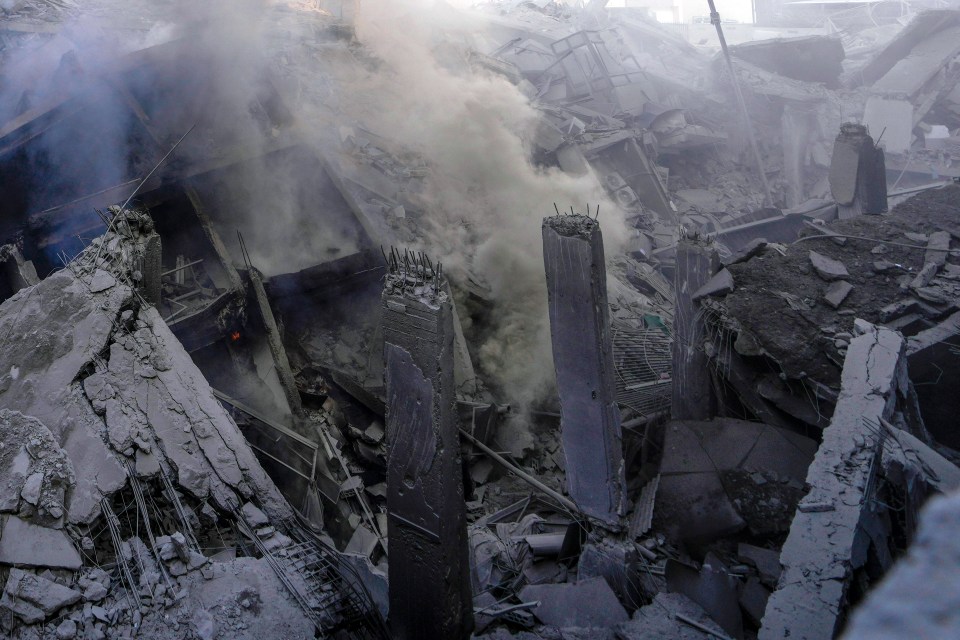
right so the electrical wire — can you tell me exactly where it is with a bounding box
[793,232,960,254]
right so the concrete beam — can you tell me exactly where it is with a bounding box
[760,322,910,640]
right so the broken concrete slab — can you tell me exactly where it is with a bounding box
[739,577,770,628]
[578,539,640,610]
[809,250,849,281]
[925,231,951,267]
[665,558,743,639]
[0,569,81,623]
[692,268,734,301]
[88,269,116,293]
[824,280,853,309]
[520,576,628,628]
[760,323,913,640]
[738,543,781,588]
[729,35,845,86]
[0,210,292,528]
[655,470,745,544]
[0,516,81,569]
[656,418,816,542]
[619,592,728,640]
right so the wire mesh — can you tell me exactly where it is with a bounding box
[612,318,672,417]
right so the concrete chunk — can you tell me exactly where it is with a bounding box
[0,516,81,569]
[809,250,849,281]
[692,268,735,301]
[740,577,770,627]
[519,576,628,628]
[19,473,43,506]
[665,557,743,639]
[240,503,269,529]
[824,280,853,309]
[0,569,81,623]
[738,543,781,587]
[925,231,951,267]
[88,269,116,293]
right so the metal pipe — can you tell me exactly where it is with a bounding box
[707,0,773,207]
[458,427,581,514]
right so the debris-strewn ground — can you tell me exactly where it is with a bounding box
[1,0,960,639]
[725,184,960,386]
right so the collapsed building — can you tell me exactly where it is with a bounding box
[1,0,960,639]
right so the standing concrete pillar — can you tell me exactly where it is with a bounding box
[829,122,887,219]
[382,255,472,640]
[671,239,718,421]
[542,214,626,528]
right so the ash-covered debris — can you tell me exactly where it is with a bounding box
[0,209,384,638]
[1,0,960,639]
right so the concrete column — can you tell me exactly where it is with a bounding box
[382,258,472,640]
[829,123,887,219]
[542,214,626,527]
[671,239,718,421]
[246,267,303,419]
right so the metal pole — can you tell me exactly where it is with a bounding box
[707,0,774,206]
[458,428,581,515]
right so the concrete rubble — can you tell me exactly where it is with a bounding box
[0,0,958,638]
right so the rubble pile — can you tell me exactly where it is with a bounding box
[0,208,382,638]
[0,0,960,639]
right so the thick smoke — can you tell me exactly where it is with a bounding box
[338,0,630,409]
[2,0,633,413]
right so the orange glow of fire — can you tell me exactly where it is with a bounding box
[230,331,241,342]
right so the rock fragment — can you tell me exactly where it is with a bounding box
[824,280,853,308]
[809,250,849,281]
[0,569,82,623]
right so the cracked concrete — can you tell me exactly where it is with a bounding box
[760,322,910,640]
[0,211,292,531]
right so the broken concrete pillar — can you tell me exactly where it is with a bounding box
[246,267,303,418]
[671,239,719,421]
[828,123,887,219]
[760,322,912,640]
[382,259,472,640]
[542,214,626,527]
